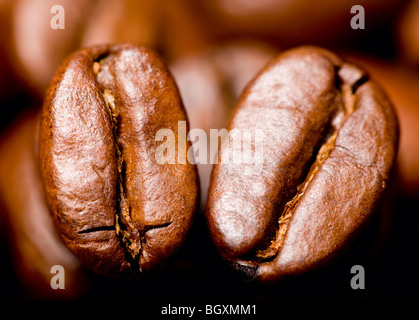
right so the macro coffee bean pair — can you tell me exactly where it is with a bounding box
[38,43,399,281]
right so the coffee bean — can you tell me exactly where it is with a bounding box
[206,46,399,282]
[38,44,199,277]
[7,0,204,95]
[0,112,90,298]
[398,0,419,67]
[190,0,408,47]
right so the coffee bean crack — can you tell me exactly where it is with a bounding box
[255,64,369,262]
[93,60,144,269]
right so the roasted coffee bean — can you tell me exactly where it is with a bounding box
[38,44,199,277]
[9,0,160,93]
[188,0,408,47]
[206,46,399,282]
[7,0,205,95]
[9,0,97,94]
[398,0,419,67]
[0,112,90,298]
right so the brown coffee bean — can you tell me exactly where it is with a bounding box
[398,0,419,67]
[0,0,27,102]
[7,0,205,95]
[9,0,97,94]
[188,0,408,47]
[38,44,199,277]
[0,112,90,298]
[206,46,399,282]
[9,0,161,94]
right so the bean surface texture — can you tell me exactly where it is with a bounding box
[39,44,199,277]
[206,46,399,282]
